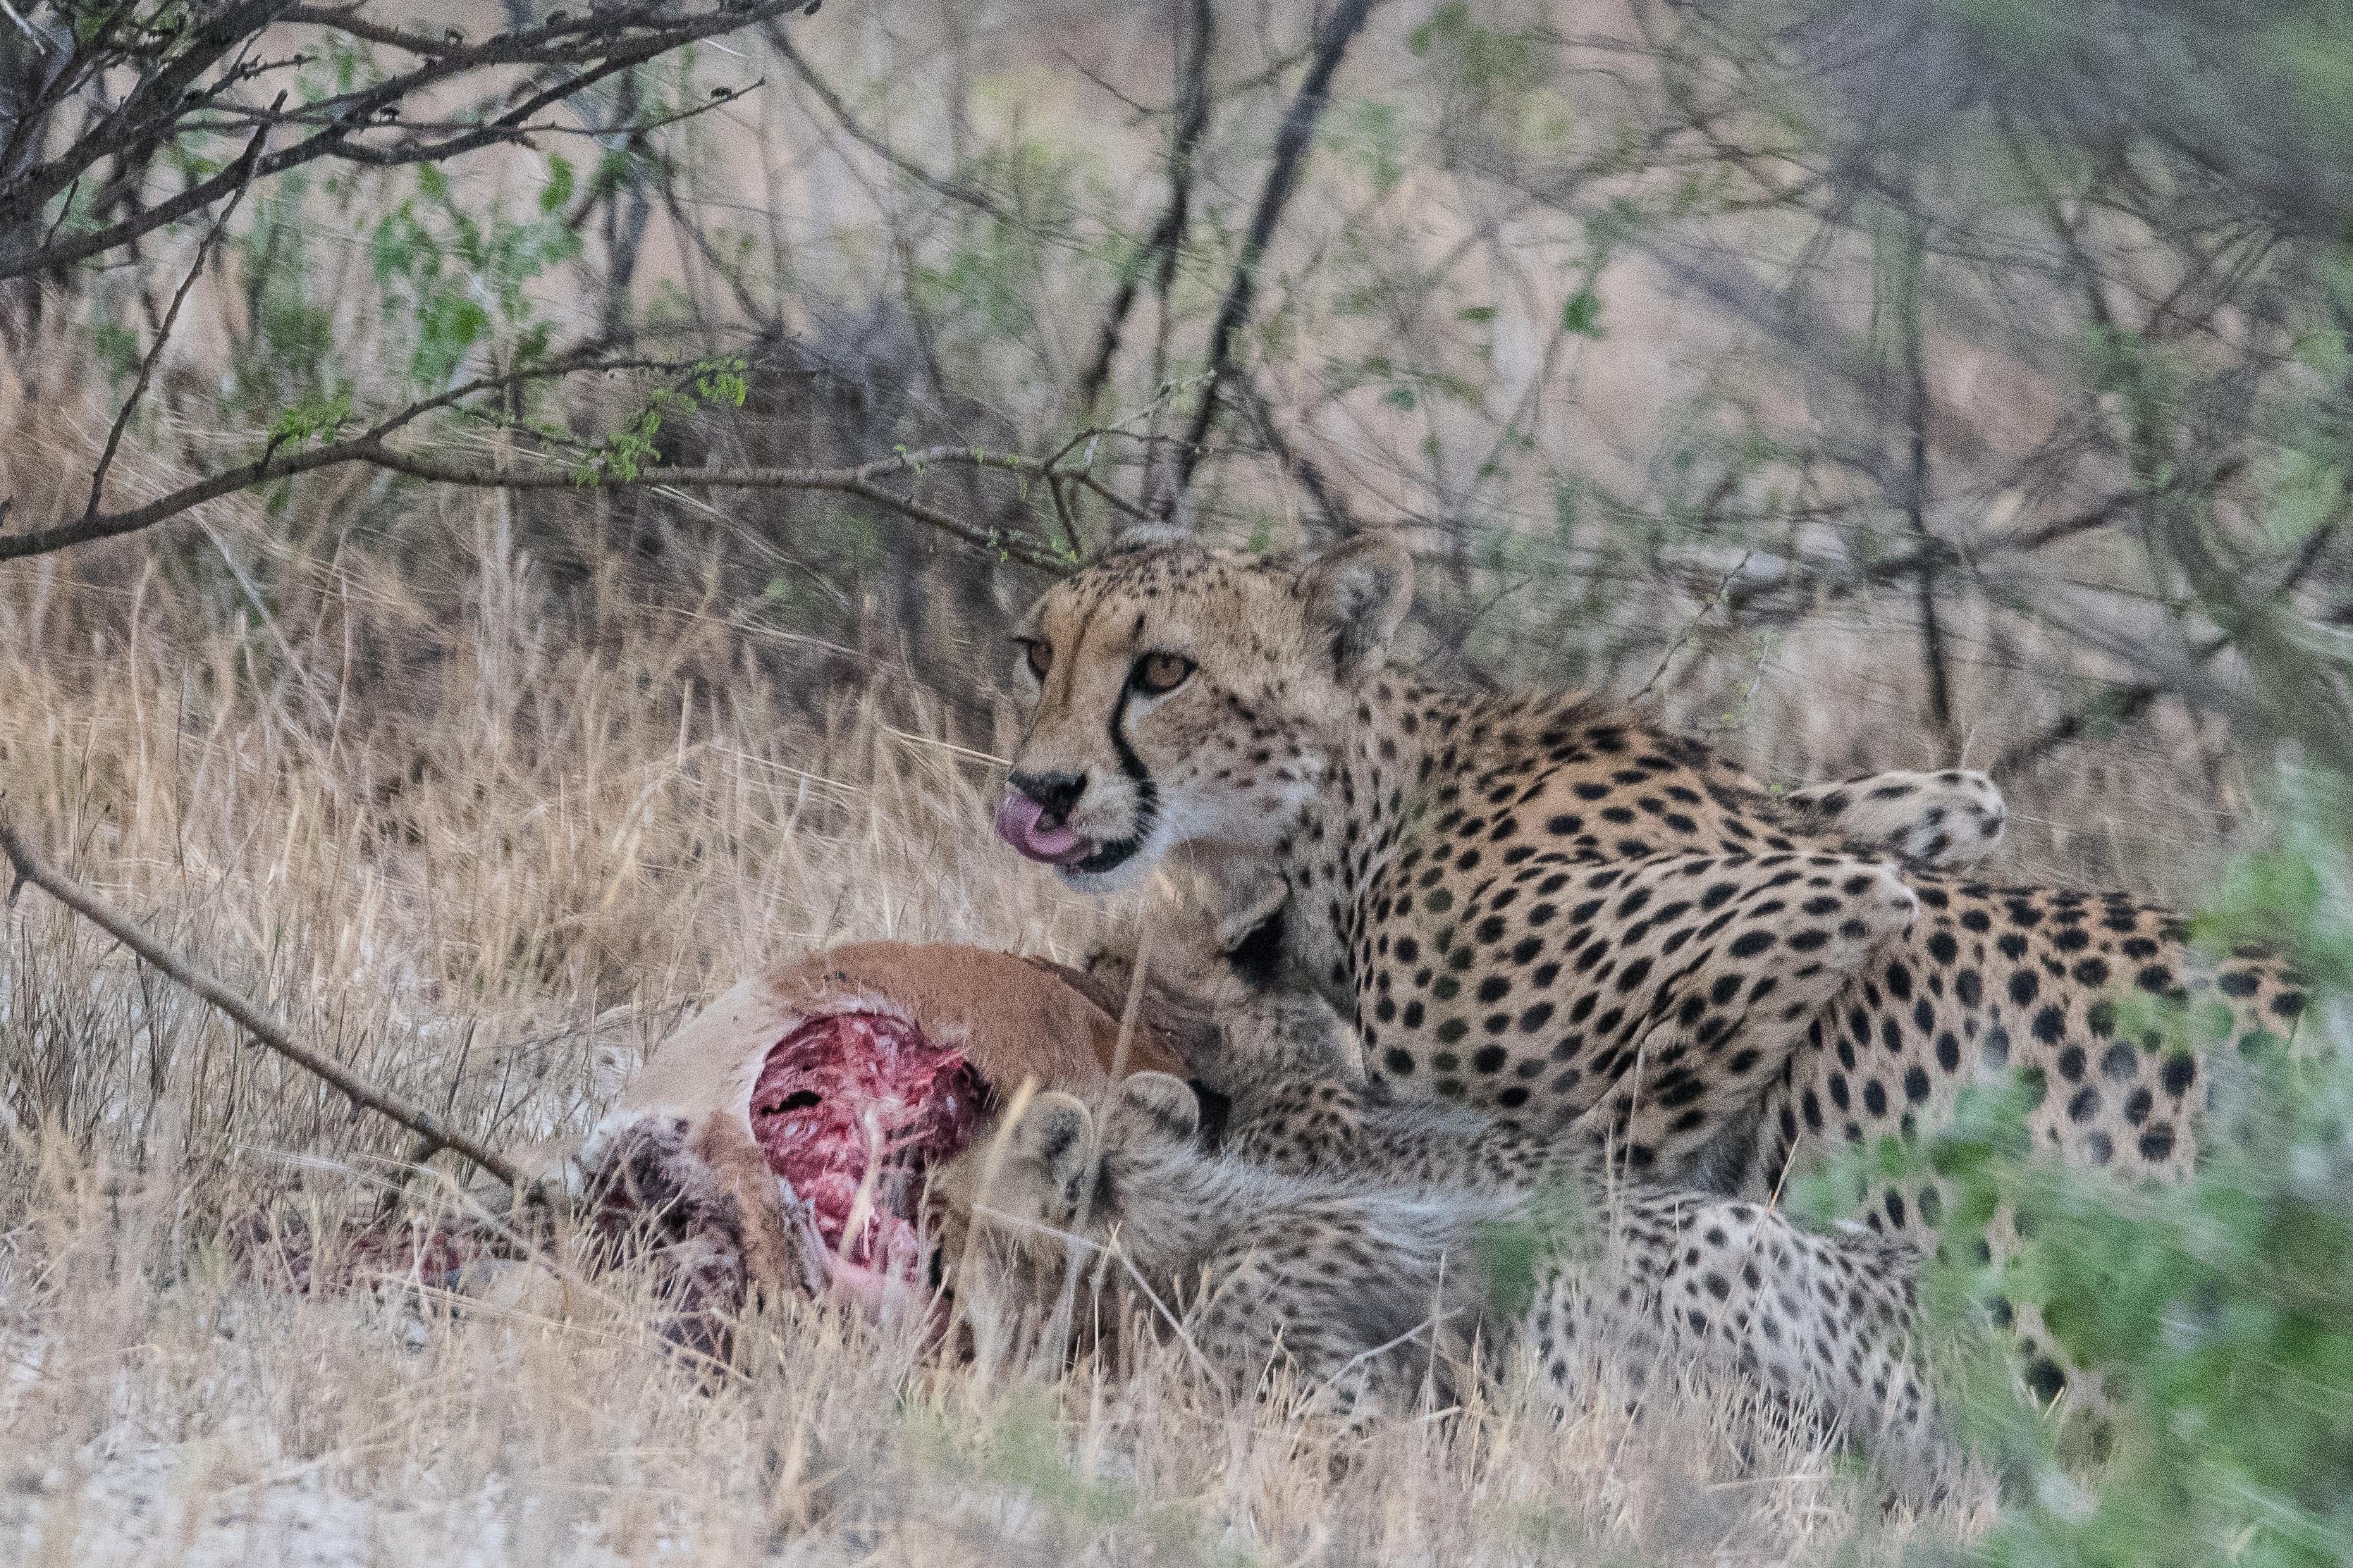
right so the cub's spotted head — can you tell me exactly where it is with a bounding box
[996,536,1413,889]
[931,1073,1203,1266]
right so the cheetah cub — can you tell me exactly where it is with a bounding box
[935,1071,1496,1423]
[935,1072,1957,1502]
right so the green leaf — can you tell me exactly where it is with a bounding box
[540,154,575,215]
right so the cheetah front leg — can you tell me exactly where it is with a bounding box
[1781,769,2007,869]
[1558,851,1922,1181]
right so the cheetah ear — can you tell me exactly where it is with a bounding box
[1106,1070,1200,1149]
[1015,1092,1098,1193]
[1297,534,1412,679]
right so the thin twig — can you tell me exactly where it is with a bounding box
[1167,0,1380,511]
[1990,676,2175,777]
[85,111,274,521]
[1073,0,1214,424]
[1240,371,1359,538]
[0,1,44,45]
[0,0,813,282]
[1,440,1079,572]
[1994,517,2345,776]
[1720,461,2247,624]
[765,23,1012,224]
[0,807,528,1193]
[1893,216,1958,760]
[1638,550,1751,698]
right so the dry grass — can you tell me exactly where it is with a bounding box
[0,4,2294,1553]
[0,435,2023,1564]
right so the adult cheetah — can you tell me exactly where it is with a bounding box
[937,1069,1952,1499]
[995,535,2310,1404]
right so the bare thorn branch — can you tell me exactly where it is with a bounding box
[1167,0,1380,512]
[0,804,530,1193]
[766,23,1012,224]
[4,438,1080,573]
[85,109,275,521]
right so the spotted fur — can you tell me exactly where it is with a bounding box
[1006,538,2310,1408]
[936,1073,1952,1500]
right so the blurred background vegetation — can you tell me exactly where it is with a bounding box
[4,1,2352,1562]
[8,0,2351,888]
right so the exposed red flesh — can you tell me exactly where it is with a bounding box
[243,1010,994,1338]
[747,1011,989,1278]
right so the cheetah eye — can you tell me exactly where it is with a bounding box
[1014,637,1052,681]
[1132,652,1195,696]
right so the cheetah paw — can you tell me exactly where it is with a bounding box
[1786,769,2007,869]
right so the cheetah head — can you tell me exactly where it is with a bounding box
[997,535,1413,891]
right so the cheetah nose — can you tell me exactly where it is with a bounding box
[1009,770,1086,823]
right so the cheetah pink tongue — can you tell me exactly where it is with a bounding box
[994,791,1091,866]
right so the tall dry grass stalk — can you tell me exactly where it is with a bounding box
[0,437,2003,1563]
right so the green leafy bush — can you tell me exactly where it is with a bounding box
[1816,773,2353,1566]
[371,159,583,389]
